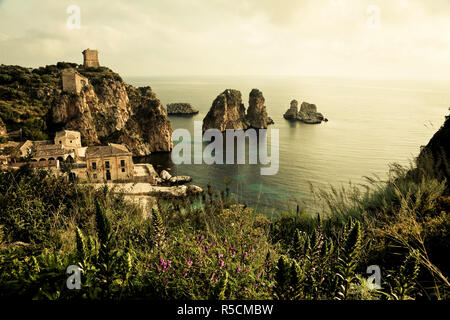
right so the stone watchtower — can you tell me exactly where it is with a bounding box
[82,49,100,68]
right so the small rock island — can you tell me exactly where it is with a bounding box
[284,100,328,124]
[167,103,199,115]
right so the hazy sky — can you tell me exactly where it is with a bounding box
[0,0,449,78]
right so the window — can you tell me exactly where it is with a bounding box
[105,161,110,169]
[121,160,126,167]
[121,168,125,173]
[92,162,97,169]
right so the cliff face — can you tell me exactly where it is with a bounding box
[202,89,249,132]
[0,63,172,155]
[52,76,173,154]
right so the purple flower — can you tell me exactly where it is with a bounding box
[236,266,241,273]
[219,259,224,269]
[187,259,192,267]
[243,252,248,259]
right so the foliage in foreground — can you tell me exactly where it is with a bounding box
[0,160,449,300]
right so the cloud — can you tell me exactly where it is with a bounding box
[0,0,449,78]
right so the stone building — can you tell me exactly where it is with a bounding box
[82,49,100,68]
[86,143,133,182]
[62,69,89,94]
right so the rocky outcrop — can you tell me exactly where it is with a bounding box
[298,102,326,124]
[283,100,299,120]
[203,89,249,132]
[51,72,173,155]
[283,100,327,124]
[203,89,274,131]
[246,89,270,129]
[416,115,450,185]
[167,103,199,115]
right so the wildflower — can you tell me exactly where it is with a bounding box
[251,247,255,253]
[210,273,215,281]
[219,259,224,269]
[232,251,236,258]
[236,266,241,273]
[183,272,188,277]
[217,253,223,258]
[165,278,168,286]
[243,252,248,259]
[187,259,192,267]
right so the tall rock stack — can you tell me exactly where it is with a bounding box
[202,89,249,132]
[246,89,269,129]
[283,100,299,120]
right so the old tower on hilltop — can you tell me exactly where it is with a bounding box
[82,48,100,68]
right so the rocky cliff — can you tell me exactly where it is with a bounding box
[166,103,199,115]
[416,115,450,183]
[0,63,173,154]
[202,89,272,132]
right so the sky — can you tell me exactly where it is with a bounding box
[0,0,449,78]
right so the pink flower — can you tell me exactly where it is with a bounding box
[236,266,241,273]
[219,259,224,269]
[210,273,215,281]
[183,272,188,277]
[217,253,223,258]
[251,247,255,253]
[243,252,248,259]
[187,259,192,267]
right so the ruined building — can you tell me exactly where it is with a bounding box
[82,48,100,68]
[61,69,88,94]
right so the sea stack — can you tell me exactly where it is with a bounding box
[202,89,274,132]
[283,100,299,120]
[202,89,249,132]
[246,89,270,129]
[283,100,327,124]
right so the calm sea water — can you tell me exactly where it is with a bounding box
[125,76,450,214]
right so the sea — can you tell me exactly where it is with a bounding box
[125,76,450,215]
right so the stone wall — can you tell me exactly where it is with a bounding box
[62,69,88,94]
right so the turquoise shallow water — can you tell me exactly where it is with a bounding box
[126,76,450,214]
